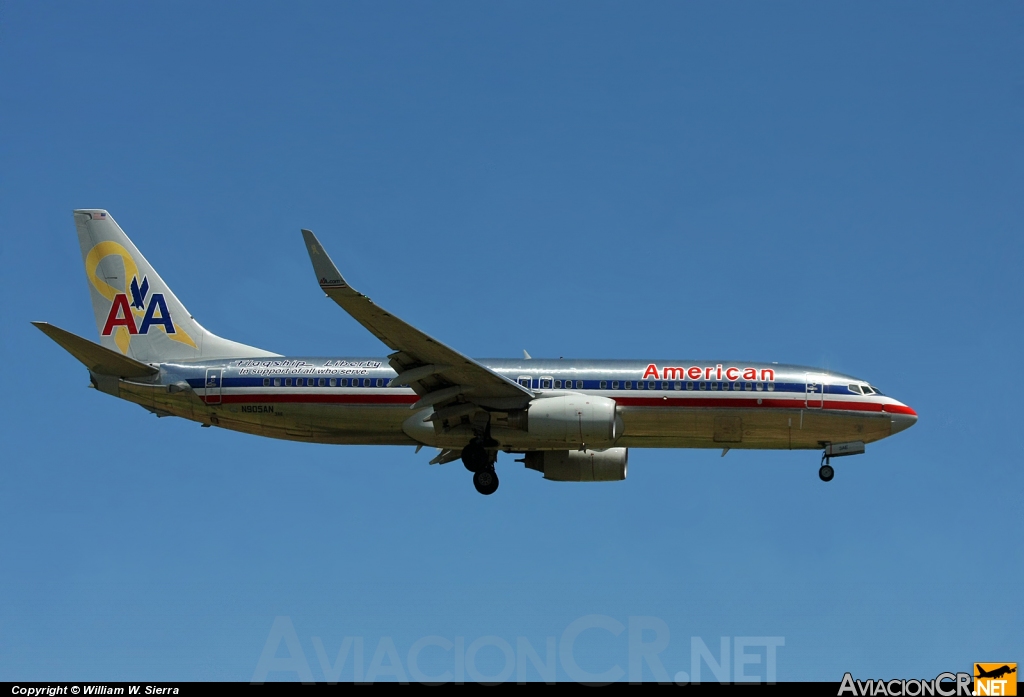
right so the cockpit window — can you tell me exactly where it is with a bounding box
[848,384,862,394]
[869,385,883,395]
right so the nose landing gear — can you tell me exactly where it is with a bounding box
[819,461,835,482]
[816,441,865,482]
[819,449,836,482]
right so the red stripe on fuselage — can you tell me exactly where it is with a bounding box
[204,391,912,415]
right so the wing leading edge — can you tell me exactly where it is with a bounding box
[300,230,533,410]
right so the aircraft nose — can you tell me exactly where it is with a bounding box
[889,405,918,435]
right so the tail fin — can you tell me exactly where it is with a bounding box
[74,209,277,362]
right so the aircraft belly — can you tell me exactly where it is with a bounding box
[117,380,196,420]
[214,402,415,446]
[117,382,415,446]
[617,406,891,449]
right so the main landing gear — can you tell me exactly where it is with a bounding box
[462,438,499,495]
[473,468,499,496]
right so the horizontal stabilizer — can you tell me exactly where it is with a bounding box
[32,321,159,378]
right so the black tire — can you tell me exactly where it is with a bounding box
[473,469,499,495]
[819,464,835,482]
[461,440,489,473]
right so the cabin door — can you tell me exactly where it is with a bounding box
[805,373,824,409]
[205,368,223,405]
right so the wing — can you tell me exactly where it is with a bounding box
[301,230,533,410]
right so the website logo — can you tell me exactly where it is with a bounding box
[975,664,1016,696]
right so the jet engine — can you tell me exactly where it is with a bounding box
[523,448,628,482]
[525,394,619,447]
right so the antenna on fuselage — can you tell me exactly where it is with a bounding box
[523,350,532,360]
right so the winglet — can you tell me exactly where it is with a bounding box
[301,229,354,294]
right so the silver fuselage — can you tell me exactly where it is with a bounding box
[107,356,917,452]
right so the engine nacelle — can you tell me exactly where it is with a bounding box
[524,448,628,482]
[527,394,619,447]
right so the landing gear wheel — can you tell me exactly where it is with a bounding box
[473,468,499,495]
[819,464,835,482]
[462,440,488,473]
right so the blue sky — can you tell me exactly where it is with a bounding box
[1,2,1022,683]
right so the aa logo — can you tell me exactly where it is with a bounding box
[975,663,1017,696]
[85,240,196,354]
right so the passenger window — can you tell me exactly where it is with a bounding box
[711,382,718,390]
[518,377,531,388]
[541,378,552,389]
[600,381,607,389]
[661,381,669,390]
[375,378,383,387]
[699,382,706,390]
[767,383,775,391]
[650,381,657,390]
[329,378,337,387]
[674,382,682,390]
[756,383,763,391]
[318,378,325,387]
[554,380,561,388]
[273,378,281,387]
[612,381,619,389]
[745,382,752,390]
[624,381,632,389]
[574,381,582,389]
[341,378,349,387]
[285,378,292,386]
[263,378,270,387]
[686,382,693,390]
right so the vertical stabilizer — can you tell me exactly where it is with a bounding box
[74,209,277,362]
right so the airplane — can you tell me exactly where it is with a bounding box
[976,665,1016,680]
[34,210,918,495]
